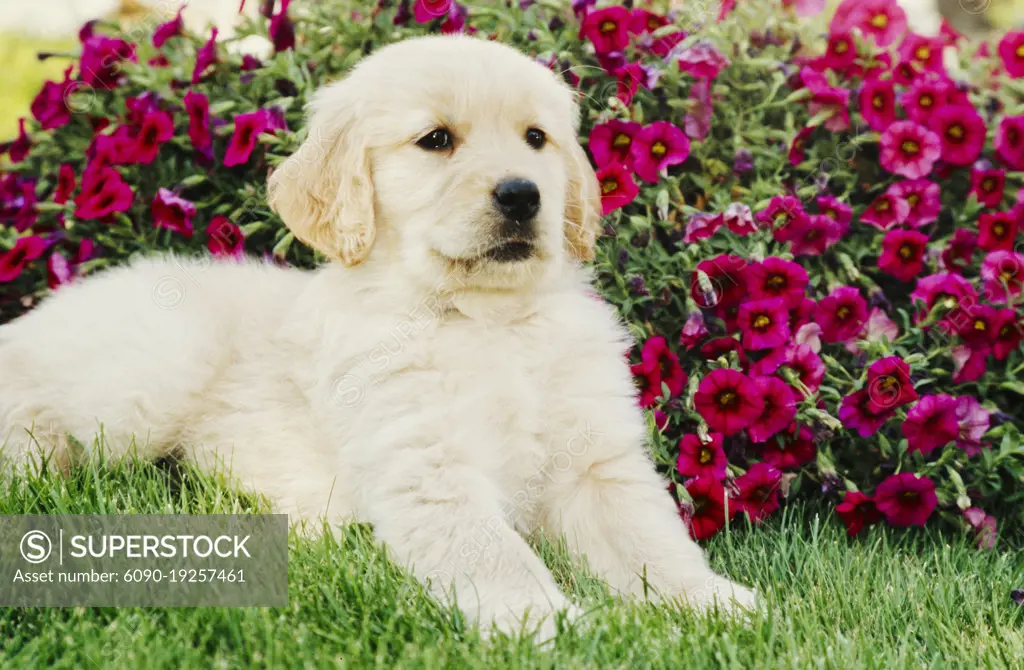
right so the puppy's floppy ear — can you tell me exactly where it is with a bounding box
[267,82,375,266]
[563,131,602,262]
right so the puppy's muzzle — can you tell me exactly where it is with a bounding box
[488,178,540,262]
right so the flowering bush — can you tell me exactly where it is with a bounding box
[2,0,1023,547]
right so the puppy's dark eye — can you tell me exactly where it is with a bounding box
[525,128,546,150]
[417,128,453,151]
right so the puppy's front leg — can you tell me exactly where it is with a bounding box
[542,415,757,614]
[362,457,574,640]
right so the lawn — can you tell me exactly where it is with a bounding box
[1,455,1021,669]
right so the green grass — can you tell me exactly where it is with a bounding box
[1,456,1022,669]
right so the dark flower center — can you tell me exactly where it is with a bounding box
[899,244,913,259]
[946,124,965,142]
[906,194,920,207]
[834,40,849,54]
[613,133,631,148]
[1007,128,1020,146]
[993,222,1006,237]
[901,140,920,155]
[8,249,26,266]
[872,94,885,109]
[982,177,996,192]
[767,274,786,289]
[601,179,618,195]
[836,305,851,320]
[974,319,987,331]
[900,490,920,502]
[877,199,891,212]
[870,13,888,28]
[919,94,934,108]
[600,20,617,34]
[1000,325,1012,337]
[915,46,931,61]
[717,391,738,408]
[698,448,713,464]
[753,314,772,330]
[878,375,898,390]
[650,141,668,158]
[1016,44,1024,58]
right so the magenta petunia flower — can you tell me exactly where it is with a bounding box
[152,7,184,48]
[997,30,1024,78]
[613,62,656,106]
[440,2,467,33]
[184,90,213,161]
[80,34,136,88]
[54,164,76,205]
[955,304,999,349]
[901,77,950,124]
[819,30,857,72]
[734,462,782,523]
[993,309,1023,360]
[224,110,273,167]
[192,28,219,85]
[588,120,641,169]
[865,356,918,414]
[206,215,245,258]
[788,214,840,256]
[581,6,631,54]
[955,396,990,455]
[749,257,808,308]
[694,368,764,436]
[8,119,30,164]
[681,475,735,541]
[879,228,929,282]
[683,212,723,244]
[630,121,689,183]
[637,335,687,398]
[981,250,1024,304]
[690,255,749,310]
[676,41,730,80]
[789,126,814,165]
[887,179,940,227]
[952,343,989,384]
[628,8,668,34]
[680,312,709,350]
[836,490,882,536]
[747,376,798,443]
[127,109,174,165]
[760,424,816,470]
[978,211,1019,252]
[1,175,38,232]
[595,163,639,215]
[858,77,897,131]
[969,167,1006,208]
[151,188,196,238]
[676,433,728,481]
[816,195,853,234]
[911,272,979,325]
[30,66,75,131]
[898,33,945,73]
[757,195,810,243]
[847,0,907,47]
[942,229,978,274]
[880,121,942,179]
[964,507,998,550]
[684,78,713,141]
[723,202,756,236]
[902,394,959,455]
[839,389,896,437]
[929,104,986,166]
[994,115,1024,171]
[816,286,868,343]
[803,72,851,132]
[631,360,662,408]
[73,166,133,220]
[738,298,791,350]
[874,473,937,527]
[269,0,296,52]
[0,235,47,283]
[860,192,910,230]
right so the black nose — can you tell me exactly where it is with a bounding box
[493,178,540,225]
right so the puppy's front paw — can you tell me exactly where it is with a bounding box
[688,576,759,618]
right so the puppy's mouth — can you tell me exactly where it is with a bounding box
[482,239,535,263]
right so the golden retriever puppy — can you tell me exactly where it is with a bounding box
[0,35,756,639]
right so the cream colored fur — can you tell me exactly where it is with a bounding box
[0,36,755,640]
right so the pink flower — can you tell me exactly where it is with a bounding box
[873,473,937,527]
[8,119,31,164]
[581,6,631,54]
[681,476,735,541]
[817,195,853,234]
[127,109,175,165]
[981,250,1024,304]
[788,214,839,256]
[152,7,184,48]
[630,122,690,183]
[836,490,882,536]
[997,30,1024,78]
[723,203,756,236]
[845,0,907,47]
[30,66,76,131]
[993,309,1023,360]
[1,175,38,232]
[818,31,857,72]
[595,163,638,215]
[861,192,910,230]
[816,286,868,343]
[783,0,826,16]
[676,433,728,481]
[680,312,709,349]
[963,507,998,550]
[588,120,641,169]
[786,344,826,393]
[899,33,945,74]
[684,79,713,141]
[683,212,723,244]
[192,28,219,84]
[749,257,808,308]
[224,110,274,167]
[887,179,940,227]
[738,298,791,350]
[269,0,296,52]
[184,90,213,160]
[690,255,750,310]
[151,188,196,237]
[676,42,730,80]
[0,236,47,283]
[757,196,809,243]
[440,2,467,33]
[636,336,687,398]
[206,216,245,257]
[901,77,950,124]
[760,425,816,470]
[54,164,76,205]
[978,211,1018,253]
[80,34,136,88]
[613,62,655,106]
[747,376,798,443]
[734,463,783,523]
[858,78,897,131]
[854,307,900,350]
[789,126,814,165]
[942,229,978,274]
[902,394,959,455]
[73,166,134,220]
[802,69,851,132]
[955,396,990,455]
[865,356,918,414]
[628,9,668,35]
[930,104,986,166]
[911,272,978,325]
[994,115,1024,171]
[879,121,942,179]
[839,389,896,437]
[694,368,764,436]
[969,167,1006,208]
[879,228,929,282]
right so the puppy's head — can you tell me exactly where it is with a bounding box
[268,36,600,291]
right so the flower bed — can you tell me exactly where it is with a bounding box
[1,0,1023,546]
